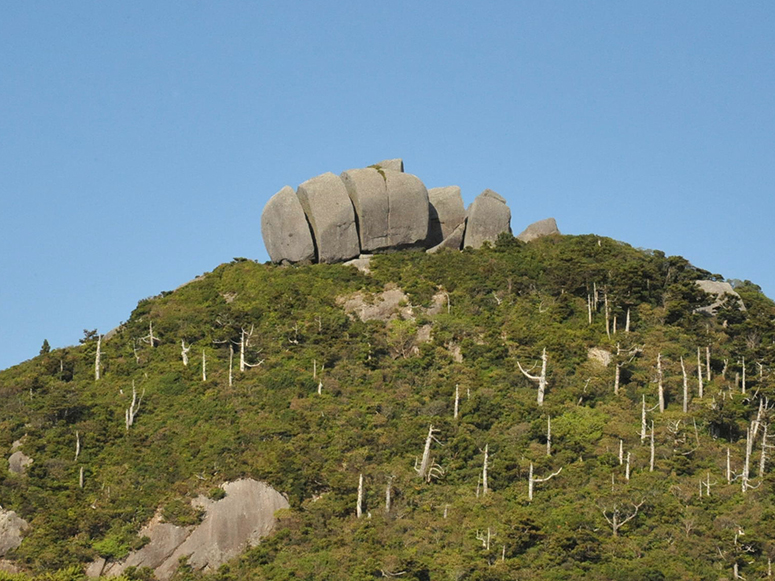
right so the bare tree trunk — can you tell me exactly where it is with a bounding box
[482,444,489,496]
[125,381,144,431]
[454,384,459,419]
[602,501,645,538]
[385,476,392,514]
[625,452,631,481]
[650,421,655,472]
[415,425,442,482]
[604,291,611,339]
[759,423,768,478]
[181,340,191,366]
[657,354,665,413]
[742,357,746,395]
[619,439,624,465]
[228,344,234,387]
[79,466,84,489]
[697,347,704,399]
[517,348,548,406]
[727,447,732,483]
[742,425,753,494]
[641,395,647,442]
[587,294,593,325]
[202,349,207,382]
[95,335,102,381]
[706,346,711,381]
[625,307,631,333]
[722,358,728,379]
[546,416,552,457]
[614,363,621,396]
[528,462,562,501]
[75,432,80,461]
[681,356,689,413]
[357,473,363,518]
[613,315,618,335]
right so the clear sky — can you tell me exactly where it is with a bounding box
[2,2,774,371]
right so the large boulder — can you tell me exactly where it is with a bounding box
[0,509,28,556]
[372,158,404,172]
[427,186,465,247]
[695,281,746,315]
[94,479,289,580]
[261,186,316,264]
[427,221,466,254]
[384,170,430,248]
[463,189,511,249]
[296,173,361,263]
[517,217,560,242]
[340,168,390,252]
[8,451,32,475]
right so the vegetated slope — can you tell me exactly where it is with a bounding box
[1,234,774,580]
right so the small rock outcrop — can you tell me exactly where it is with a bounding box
[91,479,288,580]
[0,509,28,556]
[517,217,560,242]
[260,159,563,264]
[427,186,465,247]
[463,189,512,249]
[261,186,316,264]
[695,281,746,314]
[296,173,361,263]
[8,451,32,475]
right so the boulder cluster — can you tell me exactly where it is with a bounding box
[261,159,559,264]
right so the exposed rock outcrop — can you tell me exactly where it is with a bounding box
[296,173,360,263]
[427,186,465,247]
[0,509,28,556]
[260,159,565,264]
[262,185,316,264]
[8,451,32,475]
[463,189,512,249]
[92,479,288,580]
[517,217,560,242]
[695,281,746,315]
[588,348,612,367]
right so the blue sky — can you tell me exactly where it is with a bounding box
[2,2,774,370]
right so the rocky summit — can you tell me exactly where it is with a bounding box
[260,159,559,264]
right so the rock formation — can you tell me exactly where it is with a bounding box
[261,159,560,264]
[517,217,561,242]
[0,509,28,557]
[463,189,512,249]
[89,479,288,580]
[695,281,746,314]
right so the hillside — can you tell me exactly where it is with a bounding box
[1,234,775,580]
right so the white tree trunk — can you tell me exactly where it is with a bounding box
[518,348,548,406]
[650,421,655,472]
[528,462,562,501]
[546,416,552,457]
[604,291,611,338]
[742,357,746,395]
[625,452,631,481]
[759,423,768,478]
[625,307,631,333]
[681,356,689,413]
[587,294,593,325]
[79,466,84,489]
[727,447,732,483]
[454,384,459,419]
[706,346,711,381]
[619,439,624,465]
[94,335,102,381]
[385,476,392,514]
[614,364,621,396]
[202,349,207,382]
[697,347,704,399]
[125,381,143,431]
[482,444,489,496]
[357,473,364,518]
[181,340,191,366]
[641,395,647,442]
[75,431,80,461]
[228,344,234,387]
[657,354,665,413]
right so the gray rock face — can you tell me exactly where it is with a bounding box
[0,509,28,556]
[296,173,360,263]
[8,451,32,475]
[261,186,316,264]
[384,170,430,248]
[372,158,404,172]
[93,479,289,580]
[340,168,390,252]
[463,189,512,249]
[427,186,465,246]
[427,221,466,254]
[695,281,746,314]
[517,217,560,242]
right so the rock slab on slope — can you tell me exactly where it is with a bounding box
[261,185,316,264]
[427,186,465,246]
[517,217,560,242]
[383,170,430,248]
[695,281,746,314]
[427,221,466,254]
[0,509,28,556]
[463,189,512,249]
[296,173,361,263]
[93,479,289,580]
[340,168,390,252]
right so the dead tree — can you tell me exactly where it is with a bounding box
[650,421,655,472]
[528,462,562,501]
[759,423,773,478]
[604,290,611,338]
[657,354,665,413]
[140,322,159,348]
[727,448,732,483]
[518,348,548,406]
[94,335,102,381]
[735,424,761,494]
[385,475,393,514]
[706,346,712,382]
[228,344,234,387]
[625,307,631,333]
[75,432,80,461]
[181,340,191,366]
[357,473,364,518]
[742,357,747,395]
[625,452,631,481]
[546,416,552,457]
[454,384,460,420]
[587,294,593,325]
[239,326,264,371]
[201,349,207,382]
[79,466,84,489]
[481,444,489,496]
[641,395,647,442]
[476,528,492,551]
[602,500,645,537]
[701,471,717,497]
[414,425,443,482]
[125,381,144,431]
